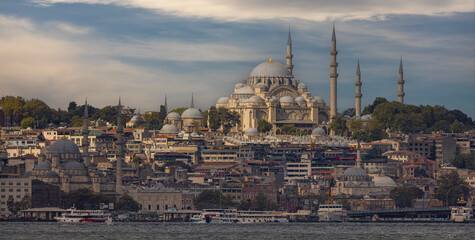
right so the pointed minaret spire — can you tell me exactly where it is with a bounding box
[286,27,294,75]
[164,94,168,113]
[397,57,405,104]
[330,23,339,129]
[115,97,123,194]
[82,97,90,166]
[190,93,194,108]
[355,59,362,117]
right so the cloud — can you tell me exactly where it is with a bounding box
[31,0,473,22]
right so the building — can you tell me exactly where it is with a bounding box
[128,184,194,213]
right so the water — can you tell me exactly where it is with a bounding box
[0,222,473,240]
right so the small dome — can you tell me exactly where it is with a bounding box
[160,124,179,134]
[248,96,265,103]
[33,161,51,170]
[280,96,295,103]
[295,97,306,103]
[181,108,203,118]
[255,83,267,89]
[312,96,325,104]
[43,171,59,178]
[130,114,145,123]
[250,61,292,77]
[373,176,397,187]
[362,114,372,121]
[49,139,80,154]
[62,161,85,171]
[217,97,230,104]
[298,83,307,89]
[166,112,181,119]
[311,128,326,136]
[235,85,255,94]
[237,98,248,103]
[234,83,244,89]
[244,127,259,135]
[343,167,368,177]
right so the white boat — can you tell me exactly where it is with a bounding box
[236,210,289,223]
[192,209,288,223]
[191,209,238,223]
[317,203,347,222]
[55,206,111,223]
[450,196,473,223]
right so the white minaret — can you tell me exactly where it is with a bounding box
[355,60,362,117]
[82,98,90,166]
[115,98,124,194]
[286,28,293,75]
[397,57,405,104]
[330,24,338,121]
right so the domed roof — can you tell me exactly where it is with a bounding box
[255,83,267,89]
[234,83,244,89]
[250,61,291,77]
[295,96,306,103]
[62,161,85,171]
[280,96,295,103]
[181,108,203,118]
[248,96,265,103]
[343,167,368,177]
[49,139,80,154]
[43,171,59,178]
[34,161,51,170]
[166,112,181,119]
[160,124,179,134]
[361,114,372,121]
[217,97,230,104]
[235,85,255,94]
[373,176,397,187]
[244,127,259,135]
[130,114,145,123]
[312,96,325,104]
[237,98,248,103]
[298,83,307,89]
[311,128,326,136]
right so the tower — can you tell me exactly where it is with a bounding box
[82,98,90,166]
[330,24,338,121]
[164,94,168,113]
[397,57,405,104]
[286,28,293,75]
[115,98,124,194]
[191,92,194,108]
[355,60,362,117]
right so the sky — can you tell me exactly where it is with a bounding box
[0,0,474,118]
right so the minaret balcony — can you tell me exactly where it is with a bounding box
[330,73,339,78]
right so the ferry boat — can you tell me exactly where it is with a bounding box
[237,210,289,223]
[55,206,111,223]
[450,196,473,223]
[191,209,238,223]
[191,209,288,223]
[318,188,347,222]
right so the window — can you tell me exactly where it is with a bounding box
[156,205,160,210]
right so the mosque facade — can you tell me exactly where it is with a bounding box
[215,29,332,135]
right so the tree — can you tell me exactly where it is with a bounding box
[342,108,355,118]
[280,124,296,135]
[20,117,36,129]
[62,188,115,210]
[329,116,347,136]
[258,119,273,133]
[362,97,388,115]
[194,190,232,209]
[436,171,470,206]
[252,193,269,211]
[450,120,466,133]
[390,186,424,208]
[206,107,240,135]
[450,153,475,170]
[170,107,187,116]
[115,194,140,212]
[92,105,118,125]
[431,120,451,133]
[0,96,26,126]
[67,101,77,112]
[69,115,83,127]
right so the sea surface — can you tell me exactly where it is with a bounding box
[0,222,473,240]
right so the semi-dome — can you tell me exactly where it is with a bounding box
[312,96,325,104]
[255,83,267,89]
[181,108,203,118]
[244,127,259,135]
[166,112,181,119]
[216,97,230,104]
[49,139,80,154]
[373,176,397,187]
[250,61,292,77]
[160,124,179,134]
[237,98,249,103]
[280,96,295,103]
[298,83,307,89]
[343,167,368,177]
[33,161,51,170]
[43,171,60,178]
[235,85,255,94]
[311,128,326,136]
[234,83,244,89]
[248,96,265,103]
[295,96,306,103]
[62,161,85,170]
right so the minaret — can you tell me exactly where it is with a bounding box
[82,98,90,166]
[115,98,124,194]
[397,57,405,104]
[330,24,338,121]
[286,27,293,75]
[355,60,362,117]
[164,94,168,113]
[190,92,194,108]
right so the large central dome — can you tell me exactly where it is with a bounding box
[250,61,291,77]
